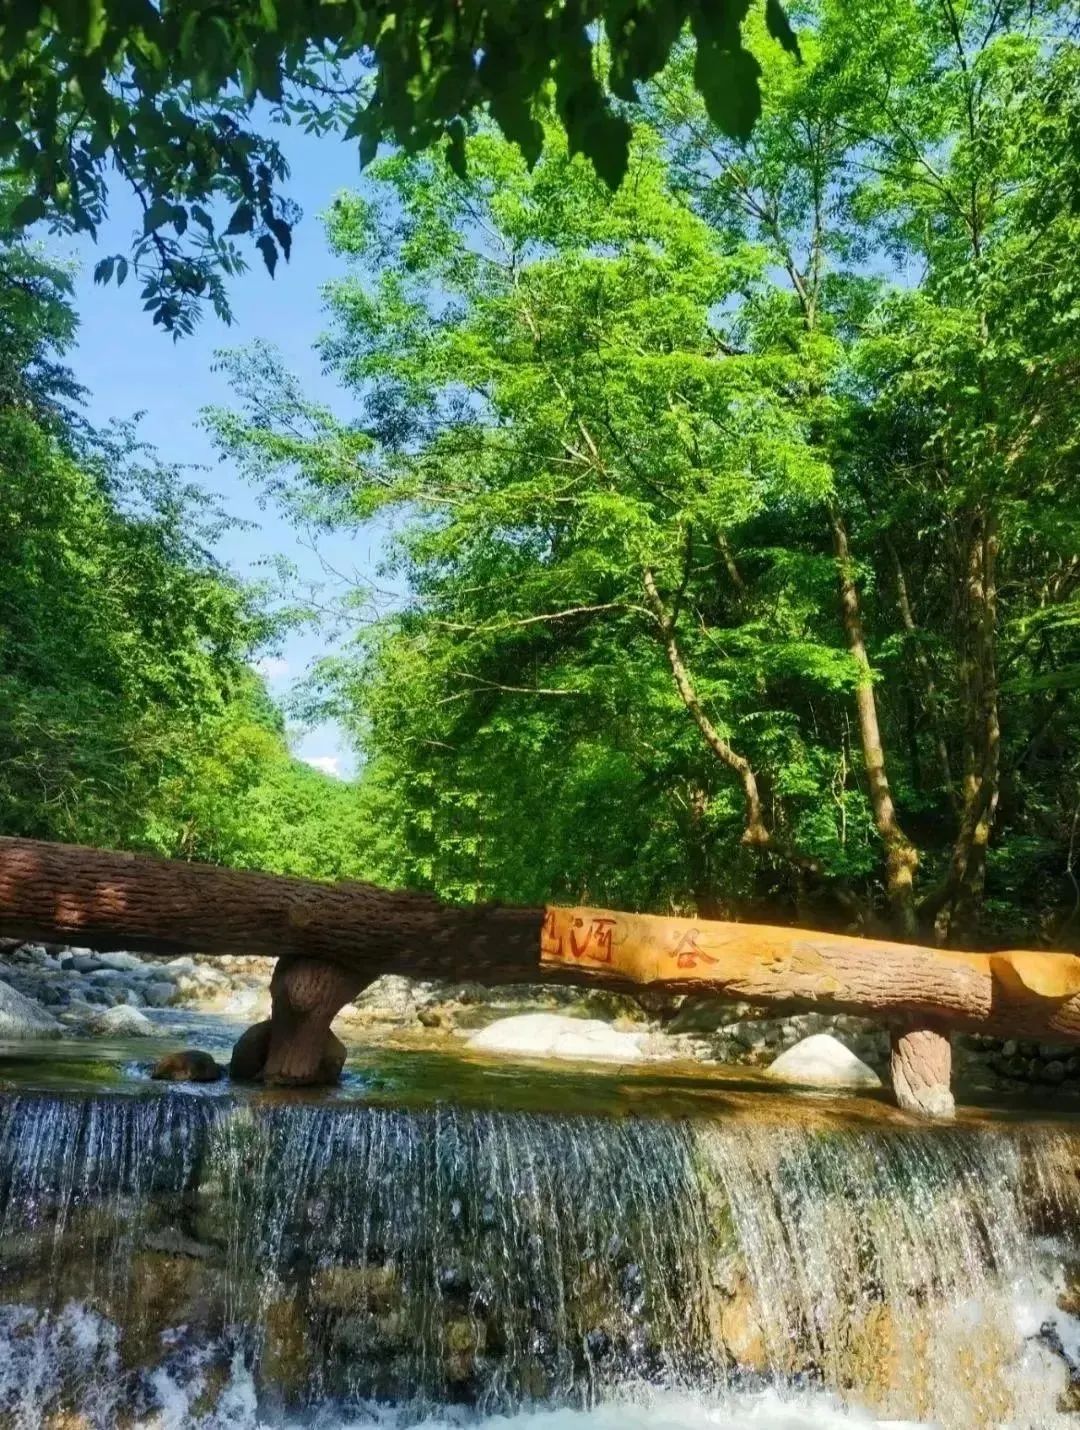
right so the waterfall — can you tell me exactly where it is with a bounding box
[0,1090,1078,1428]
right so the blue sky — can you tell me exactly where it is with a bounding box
[61,123,377,778]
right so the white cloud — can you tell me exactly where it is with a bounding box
[255,656,290,680]
[303,754,345,779]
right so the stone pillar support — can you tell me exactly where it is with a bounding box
[890,1024,955,1118]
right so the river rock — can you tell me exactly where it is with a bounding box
[63,953,104,975]
[668,997,743,1035]
[765,1033,882,1089]
[142,980,176,1008]
[89,1005,155,1037]
[347,973,423,1024]
[94,950,147,973]
[151,1049,223,1082]
[0,979,62,1039]
[466,1013,649,1063]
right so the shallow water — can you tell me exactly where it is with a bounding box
[0,1033,1078,1428]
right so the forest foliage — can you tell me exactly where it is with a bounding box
[0,208,368,878]
[2,0,1078,947]
[1,0,792,332]
[208,0,1080,945]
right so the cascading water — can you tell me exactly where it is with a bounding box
[0,1089,1078,1429]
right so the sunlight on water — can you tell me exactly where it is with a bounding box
[0,1090,1078,1428]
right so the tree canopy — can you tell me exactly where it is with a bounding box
[209,0,1080,945]
[1,0,794,332]
[2,0,1077,950]
[0,214,372,878]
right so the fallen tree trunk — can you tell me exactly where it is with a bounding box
[3,836,1080,1113]
[0,836,544,975]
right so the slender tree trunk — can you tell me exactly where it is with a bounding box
[952,511,1001,938]
[643,566,773,850]
[829,508,919,937]
[686,785,726,919]
[887,537,957,809]
[715,529,747,604]
[921,510,1001,944]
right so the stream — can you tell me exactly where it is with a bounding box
[0,1022,1077,1428]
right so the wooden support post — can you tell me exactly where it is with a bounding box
[230,958,366,1086]
[890,1026,955,1119]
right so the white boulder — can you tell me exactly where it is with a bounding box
[765,1033,881,1089]
[141,980,177,1009]
[467,1013,649,1063]
[0,979,62,1039]
[88,1005,155,1038]
[93,951,146,973]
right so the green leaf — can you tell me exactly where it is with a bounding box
[142,197,172,234]
[765,0,800,56]
[225,201,255,236]
[10,194,45,227]
[256,232,278,275]
[692,39,762,139]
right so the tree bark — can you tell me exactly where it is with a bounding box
[0,834,544,978]
[890,1026,955,1119]
[920,511,1001,943]
[539,904,1080,1043]
[830,507,920,937]
[3,836,1080,1105]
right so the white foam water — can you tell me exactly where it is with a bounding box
[0,1093,1078,1427]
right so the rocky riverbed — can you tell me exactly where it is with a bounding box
[0,939,1078,1099]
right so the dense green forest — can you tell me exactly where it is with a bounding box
[3,0,1079,947]
[0,217,369,878]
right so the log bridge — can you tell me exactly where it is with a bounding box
[3,836,1080,1117]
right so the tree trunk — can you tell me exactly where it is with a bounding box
[0,834,544,977]
[240,958,367,1085]
[642,568,824,882]
[3,836,1080,1107]
[686,785,726,920]
[920,511,1001,944]
[887,537,956,810]
[890,1026,955,1119]
[643,566,771,849]
[951,511,1001,940]
[830,507,919,937]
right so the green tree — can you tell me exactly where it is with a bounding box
[208,124,860,914]
[0,216,373,879]
[211,0,1080,944]
[1,0,794,332]
[655,0,1080,939]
